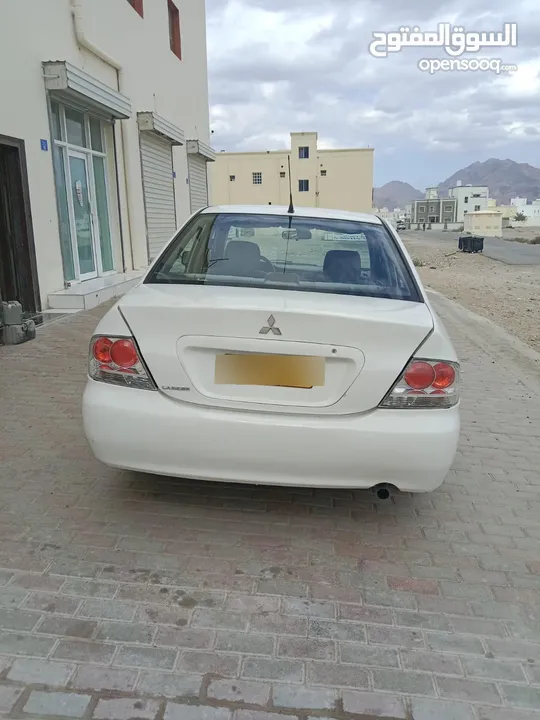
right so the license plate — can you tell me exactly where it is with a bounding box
[214,353,325,388]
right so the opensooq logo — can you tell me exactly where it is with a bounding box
[369,23,518,58]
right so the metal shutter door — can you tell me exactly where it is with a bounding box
[140,132,177,261]
[188,153,208,212]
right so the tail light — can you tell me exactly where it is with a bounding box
[380,358,459,409]
[88,335,156,390]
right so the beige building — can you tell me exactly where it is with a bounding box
[463,210,502,237]
[210,132,374,214]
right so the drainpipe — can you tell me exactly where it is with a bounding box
[69,0,136,271]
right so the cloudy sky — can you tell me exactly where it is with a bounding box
[205,0,538,190]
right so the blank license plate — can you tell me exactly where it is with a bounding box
[214,353,325,388]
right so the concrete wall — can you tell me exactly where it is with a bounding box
[317,149,373,213]
[0,0,210,306]
[210,133,374,214]
[464,212,503,237]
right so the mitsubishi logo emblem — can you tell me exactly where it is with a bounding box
[259,314,282,336]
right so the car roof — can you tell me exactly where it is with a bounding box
[201,205,383,225]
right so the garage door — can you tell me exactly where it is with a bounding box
[188,153,208,212]
[140,132,177,261]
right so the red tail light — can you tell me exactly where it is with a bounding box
[380,358,459,409]
[432,362,455,389]
[88,335,155,390]
[93,337,113,364]
[404,361,435,390]
[109,339,138,368]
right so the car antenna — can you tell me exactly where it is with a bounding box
[283,156,295,274]
[287,155,294,214]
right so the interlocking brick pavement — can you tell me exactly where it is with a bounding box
[0,294,539,719]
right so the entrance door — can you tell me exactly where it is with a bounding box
[0,136,40,321]
[68,151,97,280]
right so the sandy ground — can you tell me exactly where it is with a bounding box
[402,232,540,354]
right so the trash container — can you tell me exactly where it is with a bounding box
[458,235,484,253]
[471,236,484,253]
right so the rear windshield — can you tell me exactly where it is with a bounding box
[145,212,421,302]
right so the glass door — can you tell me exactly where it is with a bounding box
[68,150,97,280]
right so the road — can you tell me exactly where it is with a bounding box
[0,297,540,719]
[402,229,540,266]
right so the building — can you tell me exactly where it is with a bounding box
[507,198,540,226]
[448,183,489,222]
[0,0,213,325]
[404,203,413,221]
[463,210,502,237]
[209,132,374,214]
[375,207,406,225]
[411,188,457,224]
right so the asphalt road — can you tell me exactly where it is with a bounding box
[401,230,540,266]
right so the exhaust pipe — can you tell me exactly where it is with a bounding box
[372,484,394,500]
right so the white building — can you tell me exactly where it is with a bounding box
[448,184,489,222]
[509,198,540,226]
[376,207,405,225]
[0,0,213,323]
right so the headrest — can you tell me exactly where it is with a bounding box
[225,240,261,263]
[323,250,362,272]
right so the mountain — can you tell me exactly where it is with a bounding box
[438,159,540,205]
[373,181,423,209]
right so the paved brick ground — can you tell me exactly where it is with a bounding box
[0,296,539,720]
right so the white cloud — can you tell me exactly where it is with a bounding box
[206,0,536,187]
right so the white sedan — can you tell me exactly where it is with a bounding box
[82,205,460,497]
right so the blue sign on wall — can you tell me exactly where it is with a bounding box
[40,139,48,151]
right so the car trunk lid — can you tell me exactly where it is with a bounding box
[119,284,434,415]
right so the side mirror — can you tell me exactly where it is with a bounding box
[181,250,191,266]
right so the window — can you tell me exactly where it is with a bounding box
[299,146,309,159]
[252,172,262,185]
[444,205,452,212]
[145,212,421,302]
[229,175,235,182]
[321,170,327,177]
[280,172,286,178]
[299,179,309,192]
[168,0,181,59]
[418,205,425,212]
[464,196,469,203]
[126,0,144,17]
[429,205,435,212]
[474,205,481,211]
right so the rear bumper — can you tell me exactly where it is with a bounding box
[82,382,460,492]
